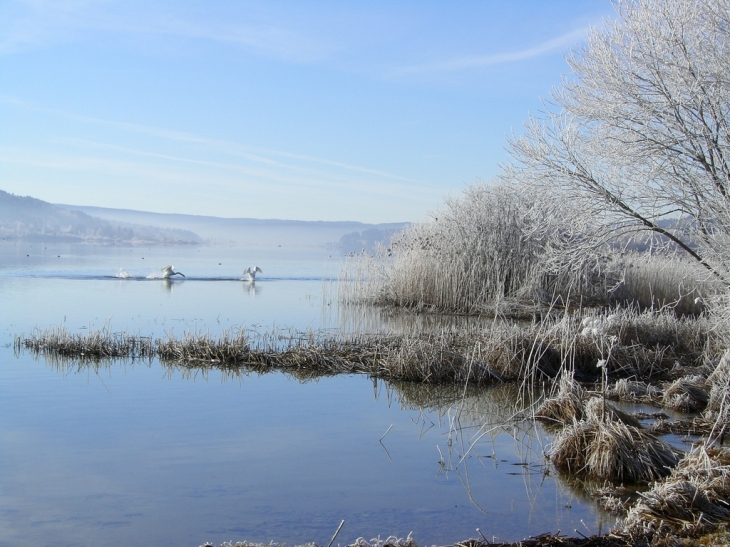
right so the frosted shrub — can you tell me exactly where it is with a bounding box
[342,182,544,313]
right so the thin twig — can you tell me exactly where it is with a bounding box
[327,520,345,547]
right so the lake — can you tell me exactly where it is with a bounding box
[0,241,614,546]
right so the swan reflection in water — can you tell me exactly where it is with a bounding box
[243,279,262,296]
[161,278,185,292]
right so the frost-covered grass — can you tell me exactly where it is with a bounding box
[341,182,717,318]
[340,183,546,314]
[16,307,715,387]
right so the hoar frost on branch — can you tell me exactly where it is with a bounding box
[504,0,730,286]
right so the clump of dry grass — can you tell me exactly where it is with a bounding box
[17,327,511,384]
[15,325,155,359]
[662,376,710,413]
[201,533,648,547]
[457,534,638,546]
[551,415,682,483]
[622,446,730,537]
[584,397,643,429]
[606,379,662,404]
[575,307,713,380]
[705,350,730,425]
[535,373,587,425]
[15,318,588,384]
[200,543,310,547]
[648,417,716,437]
[535,374,644,430]
[349,535,417,547]
[364,331,506,383]
[200,542,318,547]
[156,330,251,363]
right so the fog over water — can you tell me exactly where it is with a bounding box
[0,241,614,547]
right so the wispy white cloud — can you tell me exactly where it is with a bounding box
[1,1,596,80]
[0,143,440,208]
[140,18,333,64]
[394,27,589,75]
[0,96,438,208]
[0,98,423,185]
[0,0,338,63]
[0,0,94,54]
[48,138,430,197]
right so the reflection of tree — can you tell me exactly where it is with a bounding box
[383,378,616,529]
[387,381,523,420]
[332,303,490,336]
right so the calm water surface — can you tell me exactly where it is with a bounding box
[0,242,613,546]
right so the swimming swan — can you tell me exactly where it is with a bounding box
[243,266,263,280]
[161,265,185,278]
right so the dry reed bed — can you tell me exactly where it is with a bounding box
[339,184,546,315]
[14,308,712,386]
[536,376,641,429]
[18,326,156,359]
[537,376,682,484]
[531,367,730,541]
[551,414,682,483]
[622,446,730,538]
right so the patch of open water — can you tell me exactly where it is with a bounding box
[0,242,615,546]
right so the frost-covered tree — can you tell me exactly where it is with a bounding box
[505,0,730,286]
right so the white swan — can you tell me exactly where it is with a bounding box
[243,266,263,280]
[161,265,185,278]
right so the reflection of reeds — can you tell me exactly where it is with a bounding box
[390,380,525,423]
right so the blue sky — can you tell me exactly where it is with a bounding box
[0,1,614,223]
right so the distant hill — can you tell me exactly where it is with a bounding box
[57,204,408,248]
[0,190,200,244]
